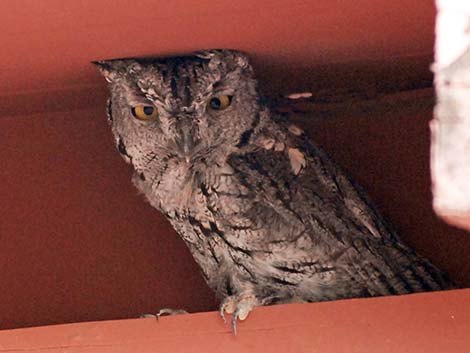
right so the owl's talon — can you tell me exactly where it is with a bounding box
[157,308,188,320]
[219,305,227,324]
[219,293,259,334]
[219,296,236,325]
[140,308,188,321]
[231,312,238,335]
[231,301,255,335]
[140,313,157,319]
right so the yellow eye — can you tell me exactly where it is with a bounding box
[209,95,232,111]
[131,105,159,121]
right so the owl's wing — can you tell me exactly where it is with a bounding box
[226,137,454,297]
[229,138,396,248]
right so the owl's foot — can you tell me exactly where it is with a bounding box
[219,293,260,334]
[141,308,188,320]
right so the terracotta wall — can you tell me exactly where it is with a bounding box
[1,0,436,114]
[1,0,469,331]
[1,106,217,329]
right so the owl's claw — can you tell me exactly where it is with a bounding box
[219,293,259,334]
[219,304,227,324]
[141,308,188,321]
[219,296,236,325]
[156,308,188,320]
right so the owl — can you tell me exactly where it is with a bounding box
[94,50,455,332]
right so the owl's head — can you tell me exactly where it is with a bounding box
[94,49,261,176]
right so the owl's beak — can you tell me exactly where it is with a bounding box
[183,146,191,163]
[176,120,198,163]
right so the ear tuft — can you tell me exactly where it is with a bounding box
[92,60,116,82]
[93,59,143,83]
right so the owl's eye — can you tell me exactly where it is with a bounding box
[209,95,232,111]
[131,105,159,121]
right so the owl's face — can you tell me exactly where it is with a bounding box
[95,50,260,178]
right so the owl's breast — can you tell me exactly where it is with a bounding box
[136,158,198,216]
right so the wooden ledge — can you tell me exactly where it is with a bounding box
[0,289,468,353]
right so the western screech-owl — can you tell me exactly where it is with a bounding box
[94,50,455,331]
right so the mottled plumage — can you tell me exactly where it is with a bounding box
[94,50,455,331]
